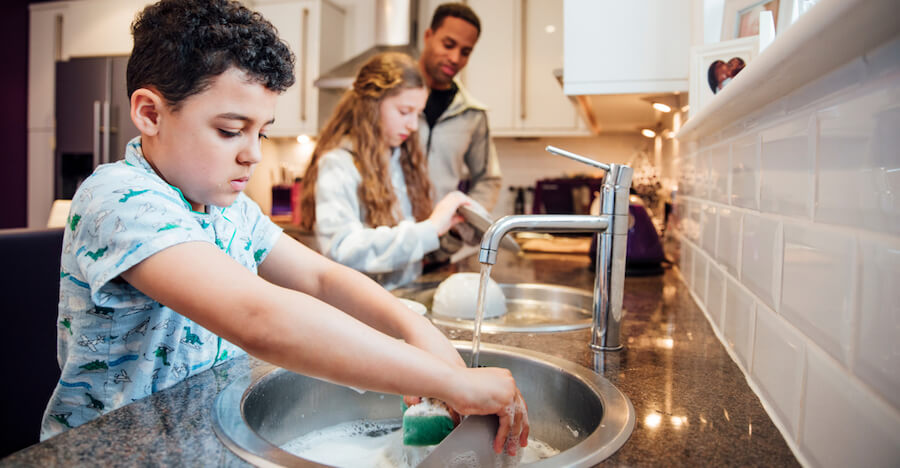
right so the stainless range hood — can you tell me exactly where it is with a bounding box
[314,0,419,89]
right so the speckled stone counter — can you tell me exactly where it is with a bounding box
[1,250,799,467]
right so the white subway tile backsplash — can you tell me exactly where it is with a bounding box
[709,144,730,204]
[801,346,900,468]
[707,264,727,330]
[760,116,814,217]
[724,277,756,370]
[716,208,742,278]
[741,214,782,310]
[700,204,717,256]
[855,236,900,410]
[781,224,856,366]
[816,83,900,234]
[683,36,900,468]
[693,252,708,304]
[680,241,694,283]
[730,135,760,210]
[684,200,701,243]
[751,304,805,439]
[695,150,711,200]
[679,153,697,197]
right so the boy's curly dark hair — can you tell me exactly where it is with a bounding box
[127,0,295,109]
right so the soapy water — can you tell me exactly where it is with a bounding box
[281,418,559,468]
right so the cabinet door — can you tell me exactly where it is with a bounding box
[519,0,580,131]
[29,5,64,130]
[61,0,151,59]
[564,0,691,94]
[255,1,313,137]
[464,0,517,132]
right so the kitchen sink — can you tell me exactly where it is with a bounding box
[212,342,634,467]
[396,283,595,333]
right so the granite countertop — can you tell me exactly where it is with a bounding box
[2,249,799,467]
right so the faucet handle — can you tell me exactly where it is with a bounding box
[545,146,611,171]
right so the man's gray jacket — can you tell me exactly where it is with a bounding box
[418,79,502,211]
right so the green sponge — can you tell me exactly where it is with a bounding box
[401,398,455,446]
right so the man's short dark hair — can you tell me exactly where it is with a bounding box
[430,2,481,37]
[127,0,295,109]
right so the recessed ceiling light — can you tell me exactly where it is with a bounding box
[296,134,311,144]
[641,128,656,138]
[652,102,671,113]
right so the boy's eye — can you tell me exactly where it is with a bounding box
[259,133,269,140]
[218,129,240,138]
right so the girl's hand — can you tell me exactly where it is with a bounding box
[427,191,472,236]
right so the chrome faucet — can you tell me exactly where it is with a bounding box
[478,146,633,351]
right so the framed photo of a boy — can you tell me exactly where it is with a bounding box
[688,36,759,118]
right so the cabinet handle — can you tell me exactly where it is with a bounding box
[520,0,527,120]
[102,101,110,164]
[301,7,309,122]
[54,14,63,61]
[92,101,101,169]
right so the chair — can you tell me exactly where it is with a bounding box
[0,228,64,457]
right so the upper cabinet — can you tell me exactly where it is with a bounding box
[563,0,691,95]
[459,0,588,136]
[252,0,345,137]
[60,0,151,59]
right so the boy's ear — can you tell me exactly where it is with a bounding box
[130,88,164,136]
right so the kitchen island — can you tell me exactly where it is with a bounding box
[2,249,799,466]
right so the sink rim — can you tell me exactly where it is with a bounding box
[212,342,635,467]
[408,282,596,333]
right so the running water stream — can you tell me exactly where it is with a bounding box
[469,263,493,369]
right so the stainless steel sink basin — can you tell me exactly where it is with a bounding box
[397,283,594,333]
[212,342,634,467]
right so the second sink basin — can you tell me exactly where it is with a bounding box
[397,282,594,333]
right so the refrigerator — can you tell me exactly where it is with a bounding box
[55,56,140,199]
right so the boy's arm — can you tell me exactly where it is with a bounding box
[119,237,465,386]
[258,233,465,368]
[120,238,528,452]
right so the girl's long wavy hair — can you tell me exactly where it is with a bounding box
[300,52,433,230]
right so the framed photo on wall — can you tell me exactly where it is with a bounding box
[721,0,796,40]
[688,36,759,118]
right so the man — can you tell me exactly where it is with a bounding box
[418,3,502,213]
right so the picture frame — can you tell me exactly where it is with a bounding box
[721,0,796,40]
[688,36,760,118]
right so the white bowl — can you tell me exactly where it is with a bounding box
[432,273,507,319]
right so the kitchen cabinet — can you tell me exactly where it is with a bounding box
[563,0,691,95]
[459,0,588,136]
[60,0,152,59]
[252,0,345,137]
[27,4,64,228]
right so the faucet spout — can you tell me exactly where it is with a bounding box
[475,147,634,353]
[478,214,609,265]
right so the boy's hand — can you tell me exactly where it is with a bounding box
[403,396,461,424]
[442,367,530,456]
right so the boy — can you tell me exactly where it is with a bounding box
[41,0,528,455]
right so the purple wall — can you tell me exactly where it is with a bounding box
[0,1,31,228]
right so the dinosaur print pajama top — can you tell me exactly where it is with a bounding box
[40,137,282,440]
